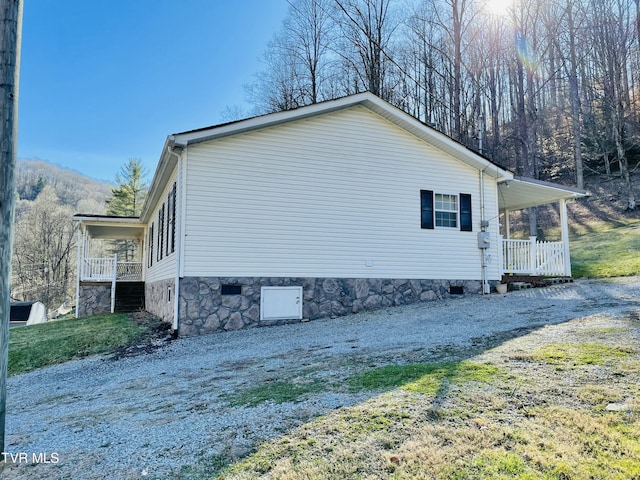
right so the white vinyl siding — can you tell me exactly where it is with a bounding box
[182,106,501,280]
[145,166,179,283]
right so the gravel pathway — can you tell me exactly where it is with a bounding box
[2,277,639,479]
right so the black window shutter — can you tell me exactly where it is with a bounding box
[170,183,177,253]
[148,223,154,267]
[420,190,434,229]
[460,193,472,231]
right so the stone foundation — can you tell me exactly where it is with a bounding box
[78,283,112,318]
[145,279,175,325]
[178,276,486,336]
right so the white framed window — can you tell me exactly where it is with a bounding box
[435,193,458,228]
[421,190,472,231]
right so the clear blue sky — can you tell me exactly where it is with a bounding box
[17,0,289,182]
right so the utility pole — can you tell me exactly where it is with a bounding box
[0,0,23,453]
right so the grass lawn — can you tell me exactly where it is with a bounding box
[215,315,640,479]
[570,219,640,278]
[8,313,149,376]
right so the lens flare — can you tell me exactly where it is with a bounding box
[515,30,539,73]
[485,0,511,16]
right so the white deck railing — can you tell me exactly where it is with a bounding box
[81,257,143,282]
[116,262,143,281]
[500,237,568,276]
[82,257,115,281]
[535,240,566,276]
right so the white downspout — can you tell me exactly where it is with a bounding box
[479,169,489,294]
[170,143,184,333]
[477,118,490,294]
[559,198,571,277]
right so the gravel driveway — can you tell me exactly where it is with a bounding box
[3,277,639,479]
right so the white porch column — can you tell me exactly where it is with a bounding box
[504,209,511,239]
[529,236,537,275]
[110,255,117,314]
[559,198,571,277]
[498,235,504,274]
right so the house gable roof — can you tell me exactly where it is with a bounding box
[141,92,513,221]
[173,92,511,178]
[140,92,587,222]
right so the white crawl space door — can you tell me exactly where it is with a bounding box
[260,286,303,321]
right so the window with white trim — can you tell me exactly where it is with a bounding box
[435,193,458,228]
[421,190,472,231]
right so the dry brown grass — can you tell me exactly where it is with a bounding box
[216,313,640,479]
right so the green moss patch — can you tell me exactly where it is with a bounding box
[347,361,505,395]
[226,379,324,407]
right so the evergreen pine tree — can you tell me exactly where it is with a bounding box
[106,159,148,217]
[106,159,148,261]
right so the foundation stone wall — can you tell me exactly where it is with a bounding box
[178,276,485,336]
[77,283,112,318]
[145,279,175,325]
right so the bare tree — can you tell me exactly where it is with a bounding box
[333,0,399,99]
[429,0,478,141]
[589,0,637,209]
[242,0,640,209]
[405,1,449,129]
[285,0,333,104]
[12,187,76,311]
[247,0,334,112]
[247,38,305,113]
[562,0,585,189]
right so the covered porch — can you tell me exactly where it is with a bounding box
[80,256,143,282]
[497,177,588,278]
[73,215,146,316]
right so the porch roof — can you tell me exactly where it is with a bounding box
[72,215,145,240]
[497,176,588,211]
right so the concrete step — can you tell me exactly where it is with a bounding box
[510,282,533,290]
[544,277,574,285]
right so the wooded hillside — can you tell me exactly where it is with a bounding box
[11,159,112,312]
[15,159,112,218]
[248,0,640,217]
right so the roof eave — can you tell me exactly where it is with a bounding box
[139,137,183,223]
[358,95,512,180]
[498,176,589,211]
[72,214,142,224]
[170,92,512,181]
[172,93,376,146]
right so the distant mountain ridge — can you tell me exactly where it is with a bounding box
[16,158,113,216]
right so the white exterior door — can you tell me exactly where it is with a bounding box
[260,286,303,321]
